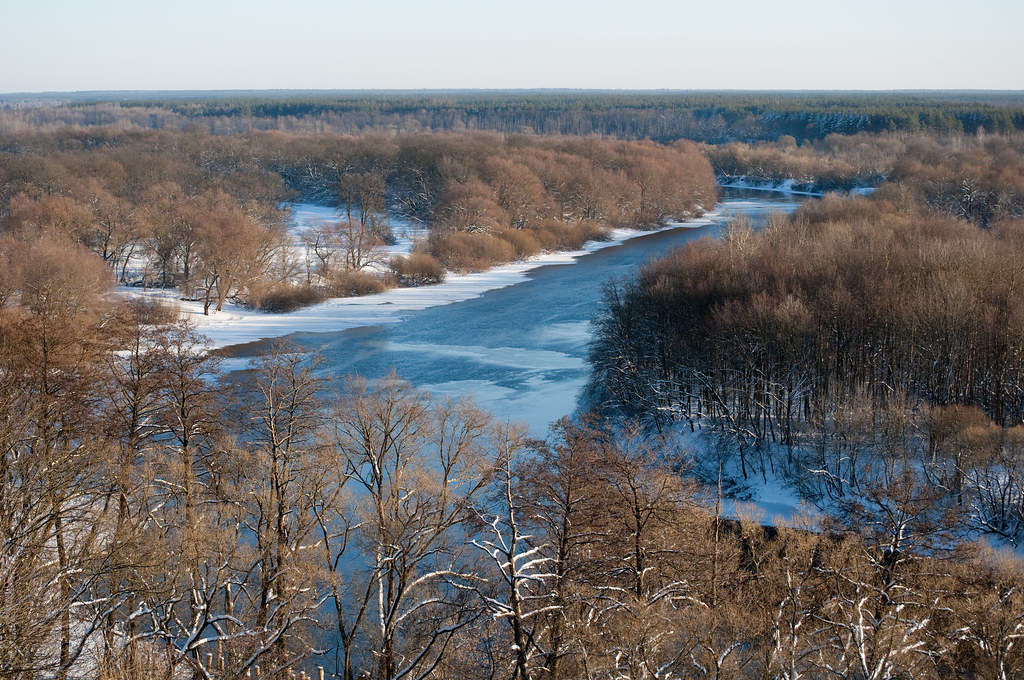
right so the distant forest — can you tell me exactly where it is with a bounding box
[2,90,1024,141]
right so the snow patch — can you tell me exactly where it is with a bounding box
[671,428,819,528]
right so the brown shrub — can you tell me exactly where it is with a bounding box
[494,227,541,260]
[537,219,609,251]
[255,284,325,313]
[793,193,886,229]
[391,252,446,286]
[530,227,560,252]
[427,231,516,271]
[326,270,390,297]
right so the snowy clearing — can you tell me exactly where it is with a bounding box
[669,428,818,527]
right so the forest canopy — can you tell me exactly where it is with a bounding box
[3,90,1024,141]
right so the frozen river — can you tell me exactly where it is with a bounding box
[228,190,806,435]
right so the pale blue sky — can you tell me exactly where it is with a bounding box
[2,0,1021,93]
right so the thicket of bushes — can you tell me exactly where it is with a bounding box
[390,252,446,286]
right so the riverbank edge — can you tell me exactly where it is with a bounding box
[122,207,735,351]
[124,188,821,353]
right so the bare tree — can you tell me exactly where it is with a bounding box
[0,239,117,680]
[518,416,613,680]
[469,423,554,680]
[127,322,240,680]
[330,373,495,680]
[230,342,329,675]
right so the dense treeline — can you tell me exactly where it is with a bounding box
[886,135,1024,226]
[587,183,1024,542]
[704,133,905,192]
[2,274,1023,680]
[0,128,713,310]
[400,135,714,270]
[3,90,1024,141]
[705,131,1024,209]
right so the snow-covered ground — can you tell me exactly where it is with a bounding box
[286,204,431,259]
[126,204,725,351]
[724,474,820,527]
[669,428,819,527]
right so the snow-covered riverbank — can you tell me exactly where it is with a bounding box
[126,205,729,351]
[717,177,825,196]
[716,176,876,197]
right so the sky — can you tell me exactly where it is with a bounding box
[2,0,1022,93]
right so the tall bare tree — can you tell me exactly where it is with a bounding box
[330,373,495,680]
